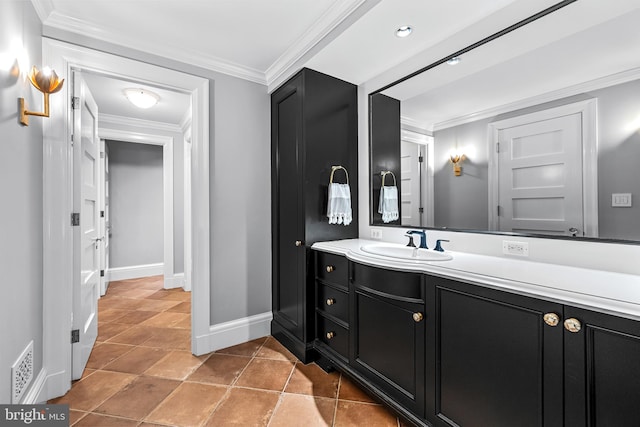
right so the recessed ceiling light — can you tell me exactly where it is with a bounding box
[396,25,413,38]
[124,88,160,109]
[447,56,461,65]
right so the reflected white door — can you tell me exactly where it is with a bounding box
[401,140,422,226]
[497,113,583,235]
[72,71,100,379]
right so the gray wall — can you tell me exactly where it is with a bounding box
[42,27,272,324]
[0,1,43,403]
[107,140,164,268]
[432,78,640,240]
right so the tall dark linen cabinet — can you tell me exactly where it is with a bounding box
[271,68,358,362]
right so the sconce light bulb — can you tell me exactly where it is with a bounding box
[42,66,52,76]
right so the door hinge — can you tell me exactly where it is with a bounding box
[71,96,80,109]
[71,213,80,226]
[100,270,105,277]
[100,210,105,218]
[418,155,424,163]
[496,142,500,153]
[71,329,79,344]
[418,207,424,213]
[497,205,501,216]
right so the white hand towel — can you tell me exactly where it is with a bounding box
[327,182,352,225]
[378,186,399,223]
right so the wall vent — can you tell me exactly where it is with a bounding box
[11,341,34,404]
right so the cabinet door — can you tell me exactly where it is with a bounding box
[564,306,640,427]
[352,264,426,416]
[429,277,563,427]
[271,76,305,340]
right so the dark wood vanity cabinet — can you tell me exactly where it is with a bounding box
[271,68,358,362]
[428,276,564,427]
[351,263,427,418]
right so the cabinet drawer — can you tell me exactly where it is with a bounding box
[316,252,348,287]
[317,284,348,323]
[352,262,424,301]
[317,314,349,358]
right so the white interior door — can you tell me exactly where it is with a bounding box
[497,113,583,235]
[72,71,100,379]
[400,140,422,226]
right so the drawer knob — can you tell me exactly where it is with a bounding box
[412,312,424,322]
[326,265,335,273]
[543,313,560,327]
[326,331,335,339]
[295,240,303,247]
[326,298,336,306]
[564,318,582,333]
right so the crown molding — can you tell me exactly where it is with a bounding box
[265,0,368,86]
[30,0,54,23]
[41,10,267,85]
[99,113,183,134]
[432,67,640,132]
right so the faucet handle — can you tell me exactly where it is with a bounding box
[405,234,416,247]
[434,239,449,252]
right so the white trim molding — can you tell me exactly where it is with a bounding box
[107,263,164,282]
[100,113,183,134]
[42,38,210,401]
[22,368,47,404]
[194,312,273,356]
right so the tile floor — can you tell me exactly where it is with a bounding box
[50,276,405,426]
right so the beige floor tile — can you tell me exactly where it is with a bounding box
[107,325,160,346]
[142,327,190,350]
[235,358,295,392]
[97,308,129,324]
[113,310,159,325]
[140,311,189,328]
[131,298,182,312]
[334,401,399,427]
[85,343,134,370]
[167,301,191,313]
[117,288,158,299]
[145,350,208,380]
[338,376,377,403]
[285,362,340,398]
[97,322,131,342]
[215,337,267,357]
[74,413,138,426]
[255,337,297,361]
[94,376,181,420]
[68,410,87,426]
[102,346,170,374]
[187,353,251,385]
[269,394,336,427]
[146,382,227,427]
[48,370,136,411]
[204,387,279,426]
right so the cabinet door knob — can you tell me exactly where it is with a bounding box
[295,240,303,247]
[326,331,335,339]
[412,312,424,322]
[543,313,560,327]
[326,265,335,273]
[326,298,336,306]
[564,318,582,333]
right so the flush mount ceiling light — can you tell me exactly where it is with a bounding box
[447,56,462,65]
[124,88,160,109]
[395,25,413,38]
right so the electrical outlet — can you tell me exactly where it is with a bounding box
[370,229,382,240]
[503,240,529,257]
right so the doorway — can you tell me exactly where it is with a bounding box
[41,38,210,399]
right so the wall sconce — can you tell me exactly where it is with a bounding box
[19,66,64,126]
[449,153,465,176]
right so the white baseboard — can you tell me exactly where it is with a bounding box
[164,273,185,290]
[22,368,48,404]
[194,311,272,355]
[107,263,163,282]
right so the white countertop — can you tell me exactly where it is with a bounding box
[312,239,640,321]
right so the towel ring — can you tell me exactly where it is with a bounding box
[381,170,396,187]
[330,165,349,185]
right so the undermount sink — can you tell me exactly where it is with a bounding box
[360,244,453,261]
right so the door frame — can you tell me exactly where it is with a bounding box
[41,38,210,400]
[487,99,598,237]
[99,128,177,289]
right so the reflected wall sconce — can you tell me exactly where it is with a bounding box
[449,153,465,176]
[19,66,64,126]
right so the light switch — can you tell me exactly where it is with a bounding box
[611,193,632,207]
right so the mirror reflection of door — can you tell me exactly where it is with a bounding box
[400,130,434,228]
[489,100,598,237]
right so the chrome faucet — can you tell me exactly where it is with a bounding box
[406,230,428,249]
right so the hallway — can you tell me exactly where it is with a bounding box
[50,276,403,426]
